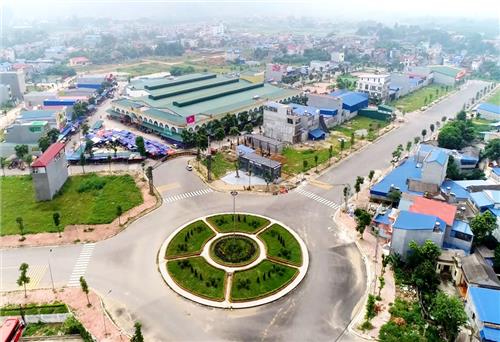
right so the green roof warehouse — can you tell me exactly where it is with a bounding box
[109,73,301,144]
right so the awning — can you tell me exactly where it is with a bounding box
[308,128,326,140]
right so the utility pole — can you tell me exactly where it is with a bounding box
[206,135,212,182]
[231,191,238,236]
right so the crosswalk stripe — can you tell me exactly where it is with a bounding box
[25,265,47,290]
[67,243,95,287]
[164,188,213,203]
[295,187,340,210]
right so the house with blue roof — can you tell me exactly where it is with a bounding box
[477,103,500,121]
[417,144,479,170]
[465,286,500,342]
[390,210,446,258]
[330,90,369,117]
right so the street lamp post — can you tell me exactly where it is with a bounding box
[48,248,55,292]
[231,191,238,235]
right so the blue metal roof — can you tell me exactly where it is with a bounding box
[373,211,391,225]
[319,108,338,116]
[370,157,422,197]
[481,327,500,342]
[330,90,369,112]
[308,128,326,140]
[451,220,473,236]
[426,149,448,165]
[469,286,500,325]
[440,180,469,200]
[290,103,319,116]
[489,208,500,218]
[237,144,255,155]
[393,211,445,231]
[470,191,495,209]
[493,167,500,176]
[478,103,500,115]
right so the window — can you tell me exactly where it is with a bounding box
[287,118,294,124]
[32,167,46,174]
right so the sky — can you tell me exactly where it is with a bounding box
[2,0,499,21]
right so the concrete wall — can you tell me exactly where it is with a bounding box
[421,160,447,185]
[0,70,26,100]
[33,152,68,201]
[5,123,50,144]
[391,228,444,258]
[24,91,58,107]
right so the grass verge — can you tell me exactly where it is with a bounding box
[230,260,298,301]
[206,213,270,233]
[389,84,452,112]
[258,224,303,266]
[167,256,226,301]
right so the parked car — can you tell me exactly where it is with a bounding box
[186,165,193,171]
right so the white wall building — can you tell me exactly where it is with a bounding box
[330,51,345,63]
[263,102,310,144]
[355,72,391,103]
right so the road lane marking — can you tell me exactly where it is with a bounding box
[157,182,180,193]
[164,188,214,203]
[295,187,340,209]
[67,243,95,287]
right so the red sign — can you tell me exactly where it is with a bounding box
[272,64,281,72]
[186,115,195,124]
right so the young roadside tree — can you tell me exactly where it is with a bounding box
[131,322,144,342]
[16,217,25,238]
[135,136,146,157]
[354,208,372,238]
[302,160,308,173]
[350,132,355,148]
[53,212,61,237]
[368,170,375,183]
[405,141,412,153]
[14,144,28,160]
[0,157,7,177]
[365,294,377,321]
[430,292,467,342]
[413,136,420,145]
[340,139,345,153]
[17,263,30,298]
[234,161,239,178]
[483,138,500,162]
[378,275,385,298]
[470,211,496,244]
[244,123,253,134]
[343,185,350,210]
[328,145,333,166]
[314,154,319,171]
[145,166,154,195]
[79,153,86,174]
[38,135,51,152]
[430,123,435,136]
[116,205,123,225]
[407,240,441,294]
[421,129,427,141]
[81,123,90,136]
[79,276,91,306]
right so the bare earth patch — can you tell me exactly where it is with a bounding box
[0,173,160,248]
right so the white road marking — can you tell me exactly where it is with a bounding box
[67,243,96,287]
[295,187,340,209]
[164,188,214,203]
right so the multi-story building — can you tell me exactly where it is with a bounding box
[0,69,26,100]
[263,102,307,144]
[4,121,50,145]
[355,72,391,103]
[31,142,68,201]
[0,84,12,105]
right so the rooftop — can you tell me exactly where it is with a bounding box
[240,152,281,169]
[330,90,369,109]
[451,220,473,236]
[370,157,422,197]
[461,253,500,289]
[478,102,500,115]
[429,65,465,78]
[393,210,445,231]
[409,197,457,226]
[31,142,65,168]
[468,286,500,324]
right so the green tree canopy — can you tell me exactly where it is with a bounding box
[430,292,467,342]
[470,211,497,244]
[483,139,500,161]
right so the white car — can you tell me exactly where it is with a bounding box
[186,165,193,171]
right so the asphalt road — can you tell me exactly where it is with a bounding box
[0,80,490,341]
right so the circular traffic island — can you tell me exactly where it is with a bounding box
[210,235,259,267]
[159,213,309,308]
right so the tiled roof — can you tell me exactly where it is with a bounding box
[31,142,65,167]
[409,197,456,226]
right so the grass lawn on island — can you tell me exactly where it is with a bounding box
[165,220,215,258]
[167,256,226,301]
[230,260,298,301]
[258,224,303,266]
[202,152,234,179]
[206,214,270,233]
[486,88,500,106]
[281,147,334,175]
[0,303,68,316]
[389,84,452,113]
[0,174,143,235]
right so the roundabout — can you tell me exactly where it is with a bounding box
[158,212,309,308]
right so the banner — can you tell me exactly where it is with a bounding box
[186,115,195,125]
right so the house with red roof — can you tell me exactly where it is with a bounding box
[31,142,68,201]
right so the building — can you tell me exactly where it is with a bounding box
[31,142,68,201]
[4,121,50,144]
[0,84,12,105]
[390,211,445,258]
[330,90,369,119]
[265,63,288,82]
[390,72,430,99]
[111,73,299,144]
[17,109,66,130]
[0,69,26,100]
[330,51,344,64]
[355,72,391,103]
[429,65,466,86]
[476,103,500,121]
[238,152,281,181]
[69,57,91,66]
[307,94,343,125]
[309,60,333,73]
[24,90,58,108]
[465,287,500,342]
[263,102,307,144]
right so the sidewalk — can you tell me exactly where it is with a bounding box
[1,288,128,341]
[0,172,161,248]
[335,185,396,340]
